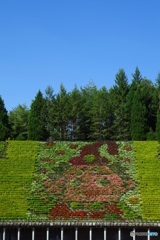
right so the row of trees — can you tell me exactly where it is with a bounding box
[1,67,160,141]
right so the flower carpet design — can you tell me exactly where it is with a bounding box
[29,141,141,220]
[1,140,159,221]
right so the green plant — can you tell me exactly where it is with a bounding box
[83,154,95,163]
[70,202,83,210]
[88,202,104,211]
[104,214,119,220]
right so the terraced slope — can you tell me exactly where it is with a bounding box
[28,141,141,221]
[133,141,160,220]
[0,141,159,221]
[0,141,39,219]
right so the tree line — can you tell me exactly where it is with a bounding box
[1,67,160,142]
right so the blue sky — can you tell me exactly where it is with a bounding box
[0,0,160,111]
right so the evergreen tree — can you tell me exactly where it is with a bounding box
[79,82,97,140]
[54,84,70,140]
[28,90,48,141]
[9,104,29,140]
[126,67,142,137]
[156,73,160,141]
[68,86,83,141]
[112,69,130,140]
[44,86,56,141]
[141,78,157,133]
[0,96,9,140]
[90,87,111,140]
[130,86,148,140]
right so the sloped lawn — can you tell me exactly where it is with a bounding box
[0,141,39,219]
[133,141,160,220]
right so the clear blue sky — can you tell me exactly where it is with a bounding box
[0,0,160,111]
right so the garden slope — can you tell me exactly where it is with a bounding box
[133,141,160,220]
[0,141,159,221]
[0,141,39,219]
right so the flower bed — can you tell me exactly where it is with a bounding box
[133,141,160,220]
[0,141,39,220]
[29,141,141,220]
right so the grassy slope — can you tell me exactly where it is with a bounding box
[0,141,38,219]
[0,140,159,221]
[133,141,160,220]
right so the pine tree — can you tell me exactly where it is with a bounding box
[44,86,56,141]
[68,86,83,141]
[79,82,97,140]
[156,73,160,141]
[126,67,142,137]
[112,69,130,140]
[90,87,111,140]
[0,96,9,140]
[130,86,147,140]
[28,90,48,141]
[54,84,70,140]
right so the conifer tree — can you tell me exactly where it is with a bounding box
[0,95,9,140]
[44,86,56,141]
[156,73,160,141]
[79,82,97,140]
[54,84,70,140]
[130,86,147,140]
[126,67,142,130]
[112,69,130,140]
[28,90,48,141]
[90,87,111,140]
[68,86,83,141]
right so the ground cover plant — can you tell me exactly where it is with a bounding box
[0,140,39,219]
[29,141,141,220]
[0,140,159,221]
[133,141,160,220]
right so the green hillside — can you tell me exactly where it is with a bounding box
[0,140,159,222]
[133,141,160,220]
[0,141,39,219]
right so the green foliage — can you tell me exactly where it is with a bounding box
[0,140,159,221]
[0,141,39,219]
[130,87,148,140]
[104,214,119,220]
[133,141,160,220]
[53,84,70,140]
[111,69,130,140]
[29,141,86,217]
[156,110,160,142]
[89,87,111,140]
[28,90,48,141]
[0,96,9,140]
[9,104,29,140]
[0,141,7,158]
[118,189,142,219]
[70,202,83,210]
[83,154,95,163]
[146,128,156,140]
[88,202,104,211]
[68,86,83,141]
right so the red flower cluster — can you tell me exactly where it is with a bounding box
[49,202,123,220]
[107,142,119,155]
